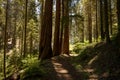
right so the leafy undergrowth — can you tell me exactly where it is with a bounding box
[71,42,120,79]
[0,53,47,80]
[1,41,120,80]
[20,56,47,80]
[70,42,97,54]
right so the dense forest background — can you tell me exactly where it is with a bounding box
[0,0,120,80]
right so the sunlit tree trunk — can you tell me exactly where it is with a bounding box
[53,0,61,56]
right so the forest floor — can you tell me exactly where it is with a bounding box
[41,54,102,80]
[41,54,87,80]
[3,42,120,80]
[41,42,120,80]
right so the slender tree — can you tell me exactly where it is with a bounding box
[12,1,17,47]
[29,32,33,54]
[108,0,113,35]
[81,20,84,42]
[96,0,98,41]
[99,0,105,41]
[23,0,28,57]
[104,0,111,43]
[88,0,92,43]
[3,0,9,79]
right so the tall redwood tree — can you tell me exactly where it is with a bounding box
[39,0,53,60]
[53,0,61,56]
[63,0,69,55]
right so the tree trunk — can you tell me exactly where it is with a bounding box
[117,0,120,33]
[104,0,111,43]
[29,33,33,55]
[23,0,28,57]
[63,0,69,55]
[88,0,92,43]
[81,21,84,42]
[53,0,61,56]
[108,0,113,35]
[59,0,64,54]
[20,30,24,56]
[39,0,53,60]
[96,0,98,42]
[3,0,9,79]
[100,0,105,41]
[116,0,120,45]
[12,12,17,47]
[38,0,44,59]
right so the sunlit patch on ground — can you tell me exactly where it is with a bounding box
[52,59,73,80]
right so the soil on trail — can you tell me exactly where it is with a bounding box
[42,55,85,80]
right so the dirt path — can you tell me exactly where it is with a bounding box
[42,55,86,80]
[5,54,99,80]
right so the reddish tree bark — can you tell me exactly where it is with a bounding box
[63,0,69,55]
[39,0,53,60]
[53,0,61,56]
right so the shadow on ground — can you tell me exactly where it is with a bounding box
[42,55,88,80]
[71,42,120,80]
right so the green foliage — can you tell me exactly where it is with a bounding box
[0,50,21,79]
[21,55,38,68]
[20,55,46,80]
[0,50,46,80]
[72,43,86,53]
[77,46,95,65]
[27,19,39,39]
[70,42,98,66]
[27,19,39,53]
[71,42,96,54]
[69,14,84,21]
[8,50,22,69]
[20,65,45,80]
